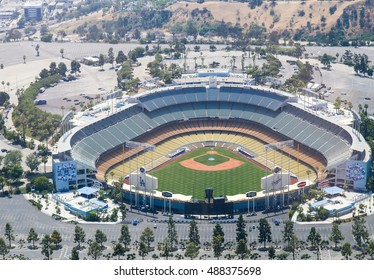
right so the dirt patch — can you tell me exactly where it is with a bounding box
[206,151,218,154]
[179,151,244,171]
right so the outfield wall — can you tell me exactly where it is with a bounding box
[121,187,311,216]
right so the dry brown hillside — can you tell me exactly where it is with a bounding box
[167,0,363,34]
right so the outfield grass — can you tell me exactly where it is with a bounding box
[194,153,229,166]
[151,147,269,200]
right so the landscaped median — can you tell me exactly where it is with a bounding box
[12,74,62,142]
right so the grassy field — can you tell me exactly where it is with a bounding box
[151,147,269,200]
[194,153,229,166]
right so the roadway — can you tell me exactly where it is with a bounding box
[0,195,371,260]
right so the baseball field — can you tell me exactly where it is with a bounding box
[151,147,269,200]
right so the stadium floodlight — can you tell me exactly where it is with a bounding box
[263,140,294,210]
[125,141,156,214]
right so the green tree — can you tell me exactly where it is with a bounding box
[41,155,48,174]
[184,242,199,260]
[31,176,53,193]
[58,62,67,76]
[235,239,250,260]
[26,153,41,173]
[5,223,15,248]
[167,217,178,249]
[112,242,125,260]
[268,246,276,260]
[329,223,344,249]
[118,225,131,251]
[352,216,369,248]
[70,60,81,75]
[282,220,294,248]
[140,227,155,252]
[40,32,53,42]
[7,164,23,182]
[212,235,224,260]
[307,227,322,250]
[0,237,9,260]
[3,150,22,167]
[366,240,374,260]
[189,220,200,245]
[35,44,40,56]
[70,246,80,260]
[289,234,300,260]
[236,214,247,243]
[116,51,127,64]
[341,242,352,260]
[51,230,62,250]
[320,53,334,70]
[41,234,54,260]
[99,54,105,70]
[73,226,86,250]
[95,229,107,249]
[27,228,39,249]
[258,218,272,248]
[138,241,148,260]
[108,47,114,67]
[49,62,58,75]
[157,237,172,260]
[88,241,103,260]
[213,223,225,243]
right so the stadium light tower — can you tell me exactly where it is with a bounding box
[264,140,294,210]
[125,141,156,213]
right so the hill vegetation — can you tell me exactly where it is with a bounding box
[48,0,374,45]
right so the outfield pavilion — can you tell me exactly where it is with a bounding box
[54,70,371,214]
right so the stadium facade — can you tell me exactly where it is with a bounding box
[54,71,371,214]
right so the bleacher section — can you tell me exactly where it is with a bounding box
[138,85,288,113]
[69,86,353,182]
[96,119,326,182]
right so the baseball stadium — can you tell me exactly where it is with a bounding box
[54,70,371,216]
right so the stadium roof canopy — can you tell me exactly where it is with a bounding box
[323,186,344,196]
[78,187,98,197]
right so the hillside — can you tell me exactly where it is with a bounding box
[47,0,374,43]
[167,0,362,35]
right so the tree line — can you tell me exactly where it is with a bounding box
[1,214,374,260]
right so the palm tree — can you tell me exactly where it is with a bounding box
[23,55,26,64]
[60,48,64,59]
[194,57,197,70]
[61,105,65,116]
[364,104,369,115]
[35,44,40,56]
[1,81,4,91]
[6,82,10,92]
